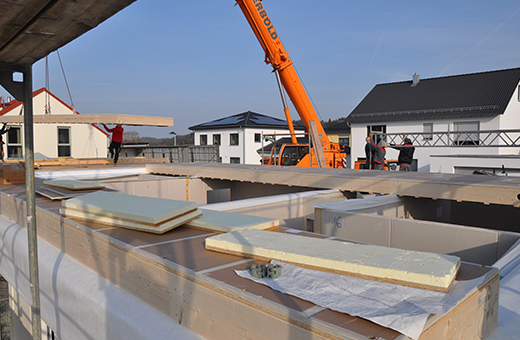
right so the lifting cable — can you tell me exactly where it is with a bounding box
[45,55,51,114]
[293,65,324,123]
[57,50,75,114]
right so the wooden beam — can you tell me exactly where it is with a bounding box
[0,114,173,126]
[308,120,326,168]
[0,0,137,65]
[146,163,520,207]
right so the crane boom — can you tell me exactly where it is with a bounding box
[235,0,330,146]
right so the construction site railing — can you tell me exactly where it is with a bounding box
[122,145,220,163]
[376,129,520,147]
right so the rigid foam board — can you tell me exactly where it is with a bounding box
[185,209,278,233]
[44,179,105,191]
[205,229,461,292]
[62,191,197,224]
[60,207,202,234]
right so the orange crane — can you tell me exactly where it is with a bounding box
[236,0,346,168]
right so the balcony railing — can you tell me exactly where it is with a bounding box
[376,129,520,147]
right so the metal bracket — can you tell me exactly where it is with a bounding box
[0,63,28,100]
[247,263,282,278]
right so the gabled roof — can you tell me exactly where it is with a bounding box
[324,120,351,134]
[0,87,108,136]
[1,87,72,115]
[189,111,305,131]
[346,67,520,124]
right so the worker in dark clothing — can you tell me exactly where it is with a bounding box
[390,138,415,171]
[0,123,10,161]
[364,136,374,169]
[369,140,387,170]
[102,124,124,164]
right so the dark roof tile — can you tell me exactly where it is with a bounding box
[189,111,305,131]
[346,68,520,124]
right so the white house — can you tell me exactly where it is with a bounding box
[0,88,108,160]
[346,68,520,174]
[190,111,305,165]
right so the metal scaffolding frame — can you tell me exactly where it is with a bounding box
[377,129,520,147]
[0,62,41,340]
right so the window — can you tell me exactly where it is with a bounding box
[213,134,221,146]
[338,135,350,152]
[230,157,240,164]
[454,121,479,146]
[254,133,261,143]
[7,126,22,159]
[200,134,207,145]
[230,133,239,146]
[367,125,386,144]
[423,123,433,140]
[338,135,350,147]
[279,145,309,166]
[58,127,71,157]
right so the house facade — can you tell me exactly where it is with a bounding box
[189,111,305,165]
[0,88,108,160]
[346,68,520,174]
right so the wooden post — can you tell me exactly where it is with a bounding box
[308,120,326,167]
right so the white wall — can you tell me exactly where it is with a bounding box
[430,154,520,176]
[0,90,108,159]
[350,109,520,172]
[194,127,302,164]
[498,82,520,155]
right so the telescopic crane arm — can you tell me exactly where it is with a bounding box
[235,0,331,147]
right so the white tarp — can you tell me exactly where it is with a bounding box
[0,216,205,340]
[236,260,495,340]
[487,240,520,340]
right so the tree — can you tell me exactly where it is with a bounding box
[123,131,141,144]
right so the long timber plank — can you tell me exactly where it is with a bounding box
[146,163,520,207]
[0,114,173,126]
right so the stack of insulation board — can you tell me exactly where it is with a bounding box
[43,179,105,191]
[185,209,279,233]
[60,191,201,234]
[206,229,461,292]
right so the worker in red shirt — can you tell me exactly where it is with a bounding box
[369,140,387,170]
[102,124,124,164]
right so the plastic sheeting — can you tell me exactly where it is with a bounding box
[487,240,520,340]
[0,216,205,340]
[237,260,496,340]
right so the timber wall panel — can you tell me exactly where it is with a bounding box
[0,189,501,340]
[1,192,359,340]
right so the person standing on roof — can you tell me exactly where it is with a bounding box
[364,134,374,169]
[390,137,415,171]
[102,124,124,164]
[0,123,10,161]
[369,140,387,170]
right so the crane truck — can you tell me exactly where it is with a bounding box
[235,0,347,168]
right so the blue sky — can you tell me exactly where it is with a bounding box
[2,1,520,138]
